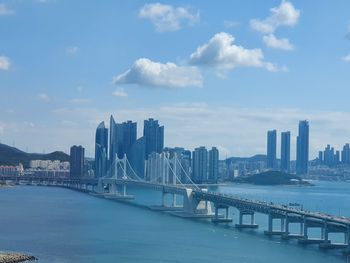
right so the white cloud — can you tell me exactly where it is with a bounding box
[37,93,51,102]
[139,3,199,32]
[342,54,350,62]
[0,56,11,70]
[51,104,350,159]
[113,58,203,88]
[113,88,128,97]
[250,1,300,34]
[189,32,280,71]
[70,98,91,104]
[250,1,299,50]
[0,3,14,16]
[263,34,294,50]
[66,46,79,55]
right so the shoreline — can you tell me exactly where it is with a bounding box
[0,252,37,263]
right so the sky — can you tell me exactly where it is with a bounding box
[0,0,350,159]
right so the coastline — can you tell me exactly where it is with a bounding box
[0,252,37,263]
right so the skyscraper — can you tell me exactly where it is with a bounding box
[296,120,309,175]
[70,145,84,178]
[122,120,137,157]
[129,136,146,179]
[341,143,350,164]
[208,147,219,183]
[143,118,164,159]
[192,146,208,184]
[267,130,277,169]
[280,131,290,172]
[95,121,108,178]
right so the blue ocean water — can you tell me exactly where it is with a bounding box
[0,181,349,262]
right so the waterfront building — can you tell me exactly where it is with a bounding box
[324,144,335,167]
[192,146,208,184]
[95,121,108,178]
[296,120,309,175]
[318,151,323,164]
[70,145,84,178]
[129,136,146,179]
[143,118,164,158]
[341,143,350,164]
[208,147,219,183]
[267,130,277,169]
[163,147,191,183]
[122,120,137,158]
[280,131,291,172]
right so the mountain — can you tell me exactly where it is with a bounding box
[225,154,267,163]
[0,143,69,168]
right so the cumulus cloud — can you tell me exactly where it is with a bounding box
[113,88,128,97]
[113,58,203,88]
[189,32,280,71]
[0,56,11,70]
[0,3,14,16]
[263,34,294,50]
[37,93,51,102]
[342,54,350,62]
[250,1,300,34]
[250,1,299,50]
[139,3,199,32]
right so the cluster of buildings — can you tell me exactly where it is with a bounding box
[27,160,70,177]
[87,115,220,184]
[29,160,69,170]
[317,143,350,167]
[266,120,309,175]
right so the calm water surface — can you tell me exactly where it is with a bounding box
[0,181,350,262]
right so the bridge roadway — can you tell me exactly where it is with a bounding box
[2,175,350,226]
[2,175,350,252]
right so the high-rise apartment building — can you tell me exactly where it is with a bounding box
[280,131,290,172]
[70,145,84,178]
[296,120,309,175]
[267,130,277,169]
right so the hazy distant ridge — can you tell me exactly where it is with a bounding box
[0,143,69,168]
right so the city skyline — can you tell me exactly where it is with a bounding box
[1,1,350,158]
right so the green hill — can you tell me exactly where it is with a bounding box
[233,171,312,186]
[0,143,69,168]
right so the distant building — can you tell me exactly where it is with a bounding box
[280,131,290,172]
[296,120,309,175]
[341,143,350,164]
[129,136,146,179]
[70,145,84,178]
[95,121,108,178]
[122,120,137,158]
[143,118,164,158]
[267,130,277,169]
[208,147,219,183]
[192,146,208,184]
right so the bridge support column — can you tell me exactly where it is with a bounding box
[235,210,258,229]
[265,213,287,236]
[211,204,232,224]
[172,194,176,207]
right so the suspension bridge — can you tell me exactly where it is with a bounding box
[2,154,350,255]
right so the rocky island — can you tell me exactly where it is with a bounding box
[0,253,37,263]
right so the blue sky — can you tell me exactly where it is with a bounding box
[0,0,350,158]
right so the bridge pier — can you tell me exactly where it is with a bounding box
[319,222,349,250]
[265,213,286,236]
[298,220,330,244]
[235,210,258,229]
[211,204,232,224]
